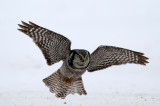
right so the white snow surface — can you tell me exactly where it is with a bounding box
[0,63,160,106]
[1,0,160,105]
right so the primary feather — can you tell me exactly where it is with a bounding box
[87,45,149,72]
[18,21,71,65]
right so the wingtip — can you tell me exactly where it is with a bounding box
[28,21,34,25]
[29,21,39,28]
[21,20,25,24]
[18,24,27,29]
[18,24,21,27]
[21,20,24,23]
[28,21,32,24]
[138,55,149,66]
[17,29,25,33]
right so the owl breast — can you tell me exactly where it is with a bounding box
[60,59,87,80]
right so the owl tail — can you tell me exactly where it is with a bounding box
[43,69,87,99]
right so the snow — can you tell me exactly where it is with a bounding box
[1,91,160,106]
[1,0,160,105]
[0,64,160,106]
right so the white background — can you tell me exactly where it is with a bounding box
[0,0,160,106]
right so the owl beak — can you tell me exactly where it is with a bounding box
[84,58,86,62]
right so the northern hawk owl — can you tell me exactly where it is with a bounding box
[18,21,149,99]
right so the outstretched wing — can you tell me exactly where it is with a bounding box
[18,21,71,65]
[87,45,149,72]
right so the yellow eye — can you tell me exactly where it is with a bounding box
[78,55,82,59]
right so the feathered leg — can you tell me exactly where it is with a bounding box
[43,69,87,99]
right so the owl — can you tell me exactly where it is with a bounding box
[18,21,149,99]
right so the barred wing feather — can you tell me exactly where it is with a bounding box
[18,21,71,65]
[87,45,149,72]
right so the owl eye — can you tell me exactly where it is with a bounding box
[86,56,88,59]
[78,55,82,60]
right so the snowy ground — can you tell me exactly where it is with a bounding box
[1,91,160,106]
[0,62,160,106]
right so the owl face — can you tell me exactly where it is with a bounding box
[68,49,90,69]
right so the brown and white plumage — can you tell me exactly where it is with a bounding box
[43,69,87,99]
[18,21,71,65]
[18,21,149,99]
[87,46,148,72]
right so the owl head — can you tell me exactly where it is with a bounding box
[68,49,90,69]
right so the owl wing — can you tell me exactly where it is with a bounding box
[87,45,149,72]
[18,21,71,65]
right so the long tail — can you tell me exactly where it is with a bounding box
[43,70,87,99]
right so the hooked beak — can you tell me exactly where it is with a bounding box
[84,58,86,62]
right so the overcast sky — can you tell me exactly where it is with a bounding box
[0,0,160,73]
